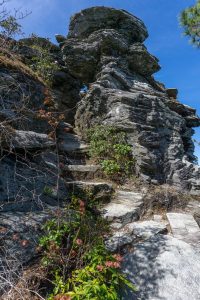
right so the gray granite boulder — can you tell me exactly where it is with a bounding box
[128,43,160,75]
[8,130,55,150]
[68,6,148,42]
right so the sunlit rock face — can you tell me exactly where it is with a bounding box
[61,6,200,194]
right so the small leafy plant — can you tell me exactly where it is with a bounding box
[30,44,59,85]
[87,125,135,181]
[39,196,136,299]
[43,186,54,196]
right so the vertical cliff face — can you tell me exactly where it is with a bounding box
[60,6,200,194]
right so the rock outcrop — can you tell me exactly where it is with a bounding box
[1,5,200,299]
[60,6,200,194]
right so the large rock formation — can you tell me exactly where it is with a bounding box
[60,6,200,194]
[1,6,200,299]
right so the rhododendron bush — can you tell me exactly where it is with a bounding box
[39,195,135,299]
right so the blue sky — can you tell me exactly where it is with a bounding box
[7,0,200,161]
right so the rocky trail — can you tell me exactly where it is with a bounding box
[67,135,200,299]
[1,5,200,299]
[0,122,198,298]
[63,133,200,299]
[1,121,200,299]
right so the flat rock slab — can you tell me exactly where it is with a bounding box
[58,133,88,153]
[122,234,200,300]
[127,220,167,239]
[106,220,167,252]
[167,213,200,246]
[64,164,101,180]
[101,191,145,225]
[10,130,55,149]
[65,165,100,172]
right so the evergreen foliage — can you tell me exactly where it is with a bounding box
[180,1,200,47]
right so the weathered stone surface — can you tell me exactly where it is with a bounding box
[51,70,81,124]
[128,43,160,75]
[0,152,69,212]
[186,200,200,227]
[55,34,66,44]
[100,191,145,225]
[106,220,167,252]
[0,208,70,293]
[153,214,164,222]
[10,37,81,125]
[0,64,48,133]
[64,164,101,180]
[8,130,55,150]
[122,234,200,300]
[128,220,167,238]
[61,7,200,193]
[166,88,178,99]
[58,132,88,154]
[68,7,148,42]
[167,212,200,247]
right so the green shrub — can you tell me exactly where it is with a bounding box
[87,125,135,180]
[30,44,59,85]
[49,244,135,300]
[43,186,54,196]
[101,160,121,176]
[39,196,136,299]
[0,16,22,38]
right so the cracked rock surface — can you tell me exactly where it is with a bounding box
[61,6,200,194]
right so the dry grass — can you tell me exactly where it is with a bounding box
[1,262,49,300]
[142,184,197,219]
[0,47,45,84]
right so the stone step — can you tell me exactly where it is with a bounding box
[65,180,113,201]
[63,164,101,180]
[100,190,145,225]
[58,133,88,158]
[66,158,87,165]
[166,212,200,247]
[106,220,167,252]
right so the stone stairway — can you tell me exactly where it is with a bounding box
[64,164,101,180]
[2,124,200,299]
[60,131,168,255]
[58,128,114,201]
